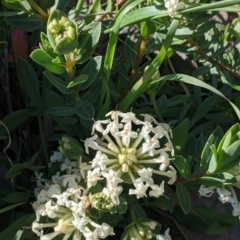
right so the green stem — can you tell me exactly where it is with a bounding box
[38,115,48,163]
[74,0,85,18]
[64,54,75,80]
[130,207,137,222]
[149,94,163,122]
[27,0,48,21]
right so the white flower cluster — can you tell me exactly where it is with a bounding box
[32,153,115,240]
[32,111,176,240]
[198,185,240,218]
[84,111,176,199]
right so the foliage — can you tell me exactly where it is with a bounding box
[1,0,240,239]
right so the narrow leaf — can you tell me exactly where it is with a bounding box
[43,70,71,94]
[176,183,191,215]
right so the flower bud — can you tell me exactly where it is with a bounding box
[91,192,115,212]
[47,10,79,54]
[58,135,83,160]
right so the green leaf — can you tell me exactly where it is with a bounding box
[45,89,66,109]
[2,192,31,204]
[0,202,25,214]
[112,196,127,214]
[118,18,179,111]
[150,74,240,120]
[207,221,233,235]
[208,149,218,173]
[172,155,191,178]
[30,49,65,74]
[0,109,30,136]
[76,22,102,64]
[194,21,216,37]
[13,230,24,240]
[5,14,43,30]
[79,56,102,90]
[192,96,216,123]
[200,127,224,172]
[54,38,78,55]
[67,74,88,88]
[141,20,159,37]
[76,101,95,120]
[58,117,78,124]
[182,135,197,168]
[48,106,76,116]
[5,163,28,179]
[217,124,239,154]
[18,58,43,110]
[120,6,167,28]
[43,70,71,94]
[157,95,168,115]
[2,0,31,12]
[172,118,189,152]
[199,173,236,186]
[176,183,191,215]
[215,140,240,173]
[0,11,23,16]
[0,214,34,240]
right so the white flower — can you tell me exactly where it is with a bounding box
[50,151,64,163]
[103,121,123,135]
[198,185,216,197]
[53,192,71,206]
[37,189,49,203]
[149,181,165,198]
[142,135,160,156]
[156,151,170,171]
[135,168,154,186]
[102,169,123,186]
[129,182,149,199]
[164,0,185,18]
[72,213,90,233]
[78,157,91,179]
[115,122,138,147]
[62,175,81,188]
[92,151,107,170]
[156,228,172,240]
[41,200,58,218]
[95,222,115,238]
[87,168,103,188]
[52,171,60,184]
[103,184,123,205]
[91,119,109,134]
[84,135,98,154]
[105,110,120,123]
[47,184,61,198]
[166,166,177,185]
[118,111,139,124]
[34,171,44,187]
[217,187,234,204]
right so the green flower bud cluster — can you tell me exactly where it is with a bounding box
[91,192,115,212]
[58,135,83,160]
[47,10,79,54]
